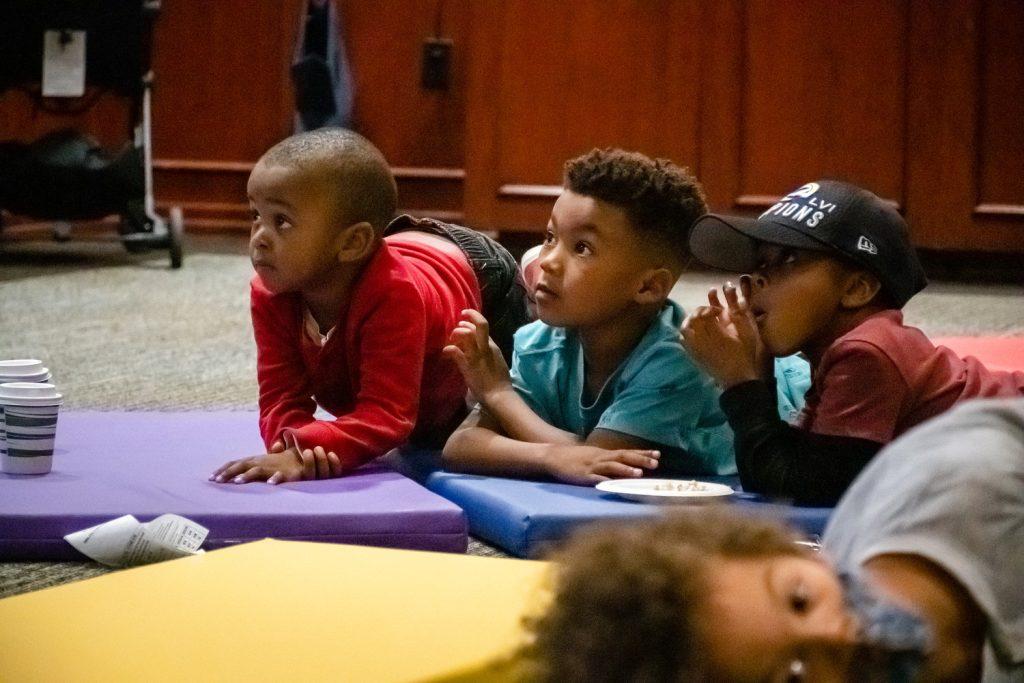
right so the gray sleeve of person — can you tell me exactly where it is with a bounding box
[823,398,1024,677]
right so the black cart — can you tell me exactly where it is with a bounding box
[0,0,183,268]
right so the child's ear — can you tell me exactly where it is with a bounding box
[634,267,676,305]
[840,271,883,309]
[336,222,377,263]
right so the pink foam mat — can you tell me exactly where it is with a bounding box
[0,412,467,560]
[933,337,1024,373]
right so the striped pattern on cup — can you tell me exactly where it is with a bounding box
[0,404,59,474]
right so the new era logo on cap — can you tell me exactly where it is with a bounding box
[857,236,878,255]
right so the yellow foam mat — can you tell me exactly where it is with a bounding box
[0,539,548,682]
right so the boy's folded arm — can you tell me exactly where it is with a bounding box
[283,399,416,471]
[443,409,660,485]
[585,427,664,452]
[251,283,318,447]
[285,288,433,471]
[720,380,882,506]
[256,355,318,446]
[483,387,580,445]
[442,406,555,478]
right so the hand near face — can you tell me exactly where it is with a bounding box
[722,275,773,379]
[544,444,661,486]
[210,443,345,484]
[443,309,514,406]
[681,276,768,388]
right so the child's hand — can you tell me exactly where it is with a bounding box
[544,444,660,486]
[443,309,514,406]
[209,445,344,485]
[680,278,766,388]
[720,275,772,379]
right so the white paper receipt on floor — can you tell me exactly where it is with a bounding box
[64,514,209,567]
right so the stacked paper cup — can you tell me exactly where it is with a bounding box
[0,360,63,475]
[0,359,52,384]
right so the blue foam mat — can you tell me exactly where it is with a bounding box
[390,450,833,558]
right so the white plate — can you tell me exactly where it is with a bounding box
[596,478,734,505]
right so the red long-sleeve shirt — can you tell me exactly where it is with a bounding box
[251,234,481,469]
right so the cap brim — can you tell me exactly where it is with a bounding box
[689,213,833,272]
[689,215,759,272]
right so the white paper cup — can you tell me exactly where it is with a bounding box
[0,359,44,375]
[0,370,51,384]
[0,359,50,384]
[0,382,63,475]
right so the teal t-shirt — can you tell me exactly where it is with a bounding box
[775,353,811,423]
[510,302,736,475]
[509,302,812,476]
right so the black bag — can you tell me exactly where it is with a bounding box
[0,128,143,220]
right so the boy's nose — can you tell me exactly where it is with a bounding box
[538,247,560,273]
[249,224,270,249]
[751,271,768,290]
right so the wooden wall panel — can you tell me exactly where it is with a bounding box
[906,0,1023,252]
[0,0,468,228]
[152,0,472,225]
[0,91,130,151]
[339,0,470,221]
[151,1,300,162]
[976,0,1024,215]
[697,1,744,213]
[464,0,703,231]
[465,0,1021,252]
[738,1,907,207]
[2,1,1021,252]
[149,0,301,225]
[341,0,468,169]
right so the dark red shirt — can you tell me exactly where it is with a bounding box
[797,310,1024,443]
[251,234,481,469]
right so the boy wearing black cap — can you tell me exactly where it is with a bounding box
[682,180,1024,505]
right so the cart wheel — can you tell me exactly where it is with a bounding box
[168,206,184,269]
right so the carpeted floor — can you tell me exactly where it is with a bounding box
[1,230,1022,597]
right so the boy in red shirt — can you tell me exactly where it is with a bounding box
[211,129,529,484]
[682,179,1024,505]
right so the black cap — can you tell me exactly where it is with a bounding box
[689,180,927,308]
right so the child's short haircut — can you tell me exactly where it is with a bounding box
[261,128,397,232]
[564,148,708,265]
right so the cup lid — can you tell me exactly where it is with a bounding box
[0,382,63,405]
[0,359,45,376]
[0,368,49,382]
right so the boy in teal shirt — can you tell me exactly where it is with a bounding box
[442,149,738,484]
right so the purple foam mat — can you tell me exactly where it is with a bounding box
[0,412,467,560]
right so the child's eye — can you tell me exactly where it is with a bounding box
[789,584,810,614]
[274,214,291,229]
[574,241,593,256]
[250,208,260,222]
[543,229,555,245]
